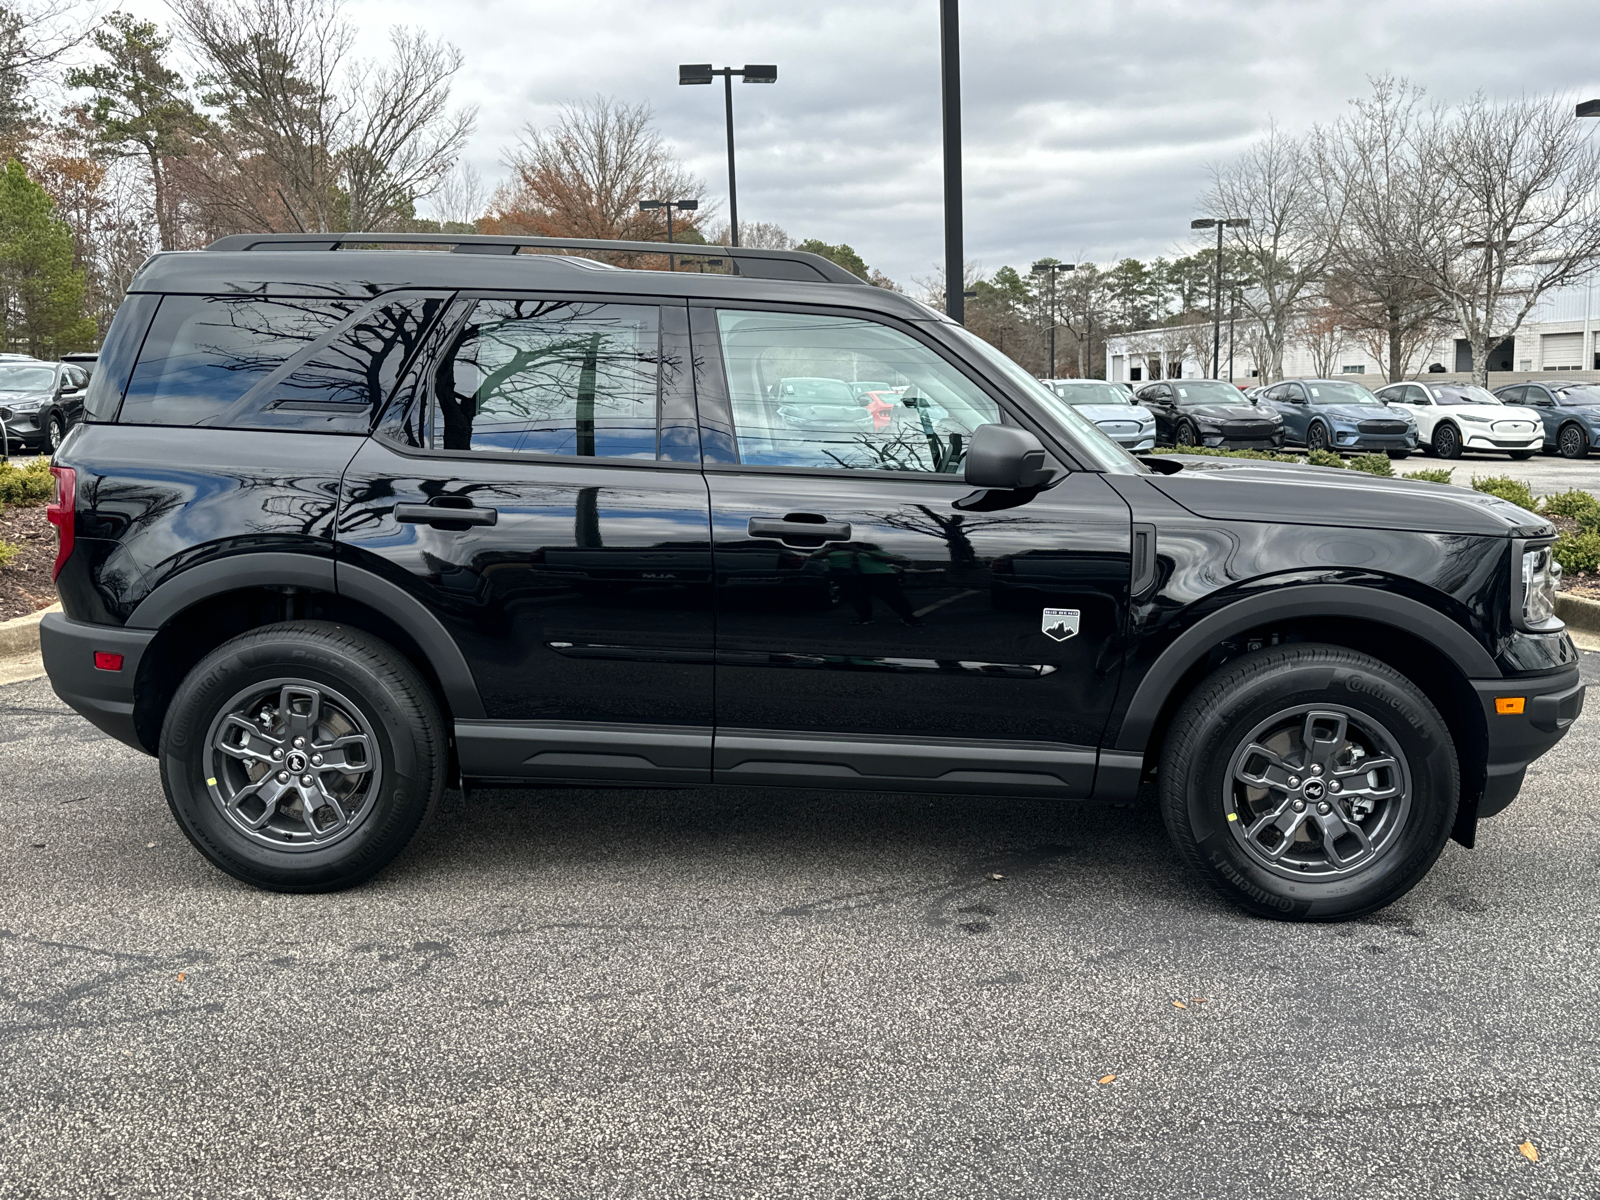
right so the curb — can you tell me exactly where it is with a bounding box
[0,602,60,658]
[1557,592,1600,636]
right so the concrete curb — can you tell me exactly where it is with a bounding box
[1558,592,1600,633]
[0,602,60,658]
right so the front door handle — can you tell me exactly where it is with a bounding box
[395,502,499,528]
[748,515,852,544]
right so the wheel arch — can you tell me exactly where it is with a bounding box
[1111,585,1493,844]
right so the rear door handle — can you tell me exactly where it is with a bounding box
[748,516,852,544]
[394,502,499,528]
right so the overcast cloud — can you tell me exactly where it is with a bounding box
[119,0,1600,284]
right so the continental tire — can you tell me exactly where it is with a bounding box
[1160,644,1458,921]
[159,621,446,892]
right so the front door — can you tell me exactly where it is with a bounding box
[339,294,715,784]
[696,306,1132,797]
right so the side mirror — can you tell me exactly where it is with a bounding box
[964,424,1051,490]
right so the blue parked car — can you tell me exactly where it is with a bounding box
[1257,378,1418,458]
[1494,381,1600,458]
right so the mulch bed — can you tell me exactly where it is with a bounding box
[0,504,58,621]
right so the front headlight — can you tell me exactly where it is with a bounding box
[1515,543,1563,632]
[2,397,43,414]
[1458,413,1490,424]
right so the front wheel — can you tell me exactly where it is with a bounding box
[160,621,446,892]
[45,412,66,453]
[1160,644,1458,921]
[1305,421,1330,452]
[1431,423,1462,459]
[1559,424,1589,458]
[1175,420,1199,447]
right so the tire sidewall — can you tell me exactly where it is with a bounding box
[161,627,437,890]
[1169,652,1458,920]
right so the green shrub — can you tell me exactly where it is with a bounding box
[1470,474,1537,511]
[1540,488,1600,526]
[1347,453,1394,477]
[1402,468,1454,484]
[1148,446,1300,463]
[1554,529,1600,575]
[0,538,15,568]
[0,458,53,507]
[1305,449,1346,468]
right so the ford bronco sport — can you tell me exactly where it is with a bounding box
[38,232,1585,920]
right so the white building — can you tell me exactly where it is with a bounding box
[1102,280,1600,385]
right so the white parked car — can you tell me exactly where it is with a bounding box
[1371,381,1542,459]
[1042,379,1156,451]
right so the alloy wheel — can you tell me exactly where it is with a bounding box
[47,415,64,452]
[1432,424,1460,458]
[203,678,383,851]
[1306,422,1328,451]
[1176,421,1198,446]
[1560,424,1588,458]
[1225,704,1412,881]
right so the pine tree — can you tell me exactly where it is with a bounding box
[0,160,97,354]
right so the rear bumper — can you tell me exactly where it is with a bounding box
[1473,666,1585,818]
[39,613,156,754]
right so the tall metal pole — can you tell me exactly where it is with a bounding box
[1212,221,1223,378]
[1049,273,1057,378]
[666,205,675,271]
[724,72,740,248]
[940,0,963,323]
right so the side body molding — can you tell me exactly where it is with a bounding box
[1112,583,1502,757]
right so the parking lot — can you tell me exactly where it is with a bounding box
[3,652,1598,1199]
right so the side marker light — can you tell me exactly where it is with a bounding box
[93,652,123,672]
[1495,697,1526,715]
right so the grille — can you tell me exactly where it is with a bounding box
[1358,420,1408,434]
[1222,422,1278,438]
[1099,422,1139,436]
[1491,421,1535,435]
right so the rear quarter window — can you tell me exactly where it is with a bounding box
[118,293,447,431]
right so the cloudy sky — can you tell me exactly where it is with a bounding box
[117,0,1600,286]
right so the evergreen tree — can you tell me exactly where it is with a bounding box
[0,159,97,354]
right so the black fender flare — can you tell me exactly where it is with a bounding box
[126,551,485,720]
[1111,583,1499,756]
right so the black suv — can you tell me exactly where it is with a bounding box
[1132,378,1285,449]
[39,233,1585,920]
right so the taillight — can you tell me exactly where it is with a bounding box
[46,465,75,580]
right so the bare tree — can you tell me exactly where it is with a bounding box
[486,96,705,247]
[705,220,791,249]
[1301,304,1350,378]
[427,160,485,228]
[1204,124,1336,382]
[1409,92,1600,383]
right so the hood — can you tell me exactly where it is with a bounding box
[1188,404,1279,422]
[1148,456,1552,537]
[1450,405,1540,423]
[1317,404,1408,422]
[1075,404,1153,422]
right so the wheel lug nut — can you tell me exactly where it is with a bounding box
[1329,780,1341,793]
[271,748,284,760]
[293,737,305,748]
[1292,800,1305,812]
[1287,776,1300,788]
[310,754,323,766]
[1310,764,1323,775]
[1317,802,1331,814]
[276,771,289,783]
[300,774,313,787]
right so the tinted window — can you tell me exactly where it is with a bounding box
[85,293,158,421]
[122,296,364,425]
[431,299,660,458]
[1499,385,1528,404]
[717,309,999,473]
[1173,380,1246,405]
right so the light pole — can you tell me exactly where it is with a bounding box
[941,0,963,323]
[679,64,777,249]
[1191,216,1249,378]
[1031,260,1075,379]
[639,198,699,270]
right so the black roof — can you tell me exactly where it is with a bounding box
[126,232,941,324]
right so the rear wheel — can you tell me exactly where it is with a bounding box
[1559,423,1589,458]
[1160,644,1458,921]
[160,621,446,892]
[1431,423,1462,459]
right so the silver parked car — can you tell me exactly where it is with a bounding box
[1043,378,1156,451]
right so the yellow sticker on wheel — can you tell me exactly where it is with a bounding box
[206,778,217,786]
[1227,812,1238,822]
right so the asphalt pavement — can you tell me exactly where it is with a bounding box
[3,661,1599,1199]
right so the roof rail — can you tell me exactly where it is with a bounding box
[203,232,867,286]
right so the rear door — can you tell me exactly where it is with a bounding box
[339,293,715,785]
[695,304,1132,797]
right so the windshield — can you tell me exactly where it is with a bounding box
[1560,387,1600,406]
[1304,380,1380,406]
[1435,385,1502,406]
[1056,382,1134,407]
[1173,380,1250,404]
[945,326,1145,473]
[0,366,54,391]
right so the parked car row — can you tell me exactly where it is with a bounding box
[0,353,95,455]
[1043,372,1573,461]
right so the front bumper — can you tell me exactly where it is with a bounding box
[0,410,43,448]
[39,613,156,754]
[1332,432,1416,452]
[1203,434,1283,450]
[1473,665,1585,817]
[1462,432,1540,452]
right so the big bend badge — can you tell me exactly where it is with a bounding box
[1041,608,1080,642]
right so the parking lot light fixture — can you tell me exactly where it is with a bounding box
[1577,100,1600,118]
[1031,260,1075,379]
[639,198,699,270]
[1192,216,1249,378]
[679,64,777,248]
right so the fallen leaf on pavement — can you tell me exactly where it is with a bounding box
[1191,998,1209,1004]
[1519,1142,1538,1162]
[1172,1000,1188,1009]
[1098,1074,1116,1085]
[177,973,186,982]
[988,873,1005,880]
[146,842,155,849]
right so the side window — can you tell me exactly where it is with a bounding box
[122,296,364,424]
[715,309,1000,473]
[65,366,88,389]
[431,299,660,459]
[1403,385,1430,404]
[1500,385,1527,404]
